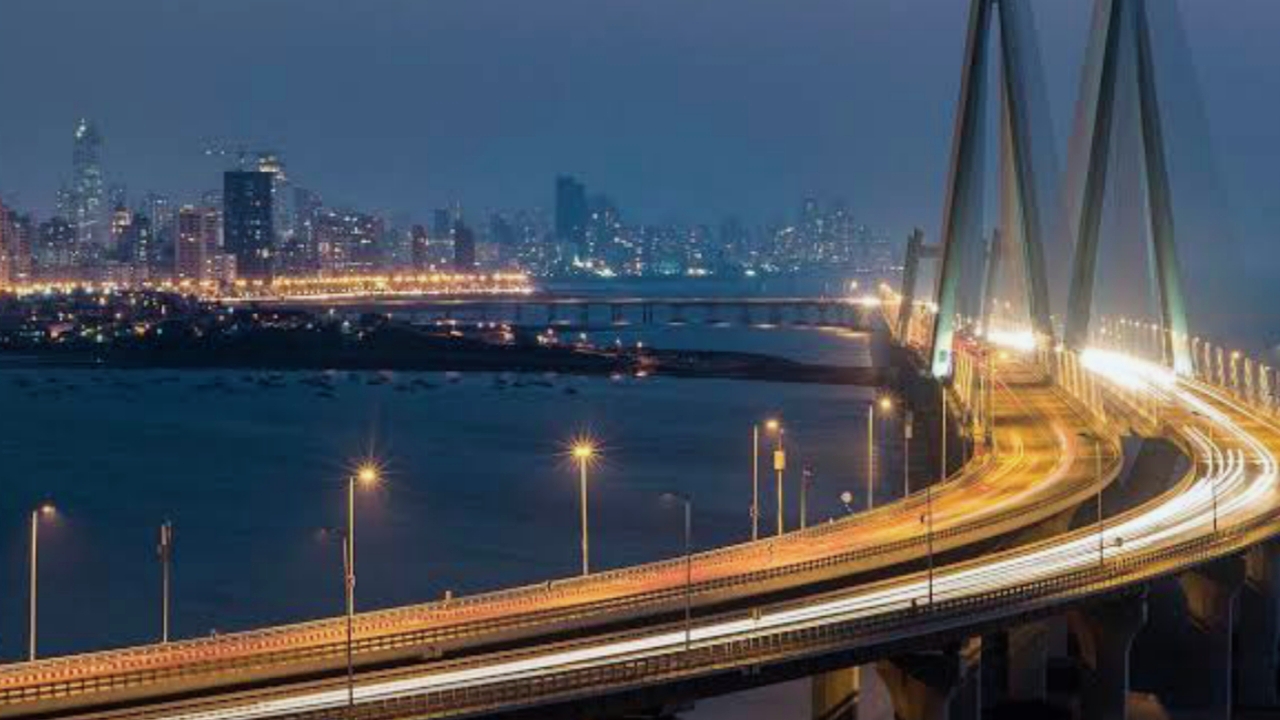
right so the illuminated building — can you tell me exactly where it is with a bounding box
[315,209,384,275]
[453,221,476,271]
[223,171,275,279]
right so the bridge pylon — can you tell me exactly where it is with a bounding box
[930,0,1058,378]
[1062,0,1192,374]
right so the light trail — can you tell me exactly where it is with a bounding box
[122,357,1279,720]
[0,363,1099,707]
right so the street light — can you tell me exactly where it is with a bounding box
[571,440,598,575]
[28,502,56,661]
[1192,411,1221,534]
[1078,432,1105,568]
[158,521,175,643]
[333,462,382,715]
[869,396,894,510]
[752,419,779,541]
[903,410,914,499]
[801,465,815,529]
[660,492,694,651]
[765,420,785,536]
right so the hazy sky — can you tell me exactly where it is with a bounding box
[0,1,1275,292]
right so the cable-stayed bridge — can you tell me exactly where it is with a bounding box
[3,1,1276,719]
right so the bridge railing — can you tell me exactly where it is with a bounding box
[256,495,1280,720]
[0,415,1123,708]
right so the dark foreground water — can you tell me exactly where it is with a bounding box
[0,318,902,718]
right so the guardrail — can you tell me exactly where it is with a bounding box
[0,379,1118,708]
[168,500,1280,720]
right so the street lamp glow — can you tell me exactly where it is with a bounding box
[765,418,781,433]
[355,463,381,486]
[878,396,894,413]
[568,436,602,575]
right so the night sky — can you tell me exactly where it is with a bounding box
[0,0,1275,312]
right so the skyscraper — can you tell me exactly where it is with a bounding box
[223,171,275,279]
[453,221,477,271]
[66,119,106,253]
[314,209,384,275]
[175,207,208,281]
[555,176,588,254]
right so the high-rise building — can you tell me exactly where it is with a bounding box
[223,171,275,279]
[36,217,77,273]
[176,207,210,281]
[121,213,154,267]
[555,176,588,254]
[431,209,453,240]
[256,153,292,247]
[453,221,477,271]
[314,209,384,275]
[174,206,223,283]
[109,204,133,258]
[65,119,107,253]
[410,225,430,270]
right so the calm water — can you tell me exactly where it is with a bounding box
[0,311,902,718]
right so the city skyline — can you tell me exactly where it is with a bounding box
[0,1,1271,243]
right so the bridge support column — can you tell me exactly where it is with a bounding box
[812,666,861,720]
[1067,591,1148,720]
[983,617,1067,709]
[1239,541,1280,708]
[611,304,623,325]
[875,639,982,720]
[1131,556,1243,718]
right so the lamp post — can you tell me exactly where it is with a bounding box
[767,421,785,536]
[1078,432,1105,568]
[339,464,381,715]
[1193,412,1220,534]
[801,465,814,529]
[28,502,55,661]
[158,521,174,643]
[572,441,598,575]
[661,493,694,651]
[904,410,914,499]
[869,396,894,509]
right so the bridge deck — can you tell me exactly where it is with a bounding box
[0,359,1114,717]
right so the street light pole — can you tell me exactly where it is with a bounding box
[343,464,380,716]
[926,483,935,607]
[579,457,590,575]
[752,424,760,541]
[904,410,914,499]
[28,503,54,662]
[661,493,694,652]
[158,521,174,643]
[572,441,598,575]
[773,426,786,536]
[1078,432,1104,568]
[29,510,39,662]
[867,405,875,511]
[345,476,357,715]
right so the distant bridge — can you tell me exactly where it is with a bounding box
[288,296,881,331]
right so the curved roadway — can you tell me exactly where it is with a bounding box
[0,358,1114,717]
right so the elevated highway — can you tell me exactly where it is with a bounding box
[0,352,1123,718]
[23,348,1274,720]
